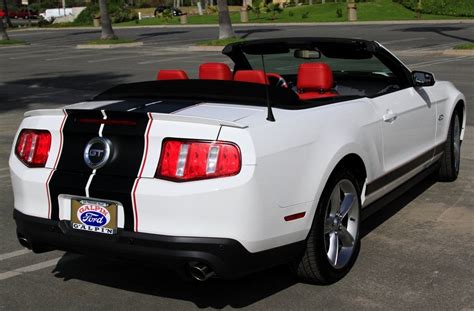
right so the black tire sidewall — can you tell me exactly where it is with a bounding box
[311,168,362,282]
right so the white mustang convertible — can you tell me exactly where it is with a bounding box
[10,38,466,284]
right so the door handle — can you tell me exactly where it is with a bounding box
[383,110,398,123]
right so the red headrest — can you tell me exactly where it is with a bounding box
[199,63,233,80]
[297,63,334,91]
[234,70,269,85]
[157,70,189,80]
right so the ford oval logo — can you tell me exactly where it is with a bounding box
[77,203,111,227]
[84,137,112,169]
[80,211,107,226]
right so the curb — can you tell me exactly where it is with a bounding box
[0,42,30,48]
[443,49,474,56]
[187,45,224,52]
[8,19,474,31]
[76,41,144,49]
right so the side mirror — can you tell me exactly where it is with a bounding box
[412,71,435,87]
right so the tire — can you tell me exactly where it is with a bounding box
[292,167,361,284]
[436,111,462,182]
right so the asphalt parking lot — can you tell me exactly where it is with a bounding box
[0,22,473,310]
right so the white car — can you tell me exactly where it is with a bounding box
[10,38,466,284]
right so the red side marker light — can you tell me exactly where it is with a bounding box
[284,212,306,222]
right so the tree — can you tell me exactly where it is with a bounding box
[2,0,13,28]
[217,0,235,39]
[99,0,117,40]
[0,17,9,40]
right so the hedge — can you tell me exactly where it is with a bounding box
[393,0,474,17]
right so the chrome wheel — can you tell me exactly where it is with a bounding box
[324,179,360,269]
[453,114,461,173]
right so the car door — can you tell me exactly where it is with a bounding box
[371,86,436,189]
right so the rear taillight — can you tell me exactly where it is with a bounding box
[156,139,241,181]
[15,129,52,167]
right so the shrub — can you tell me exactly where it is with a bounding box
[74,0,138,25]
[394,0,474,17]
[301,11,309,18]
[266,3,283,20]
[249,0,266,19]
[336,7,342,17]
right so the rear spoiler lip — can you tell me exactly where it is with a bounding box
[23,109,248,129]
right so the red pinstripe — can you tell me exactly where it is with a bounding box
[46,110,68,219]
[131,113,153,232]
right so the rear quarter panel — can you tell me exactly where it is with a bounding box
[220,98,383,239]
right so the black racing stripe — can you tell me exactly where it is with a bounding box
[90,111,150,231]
[366,142,445,196]
[48,110,102,221]
[49,172,90,220]
[91,99,201,114]
[56,109,104,173]
[88,175,137,231]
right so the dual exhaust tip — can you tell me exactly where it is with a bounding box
[17,234,32,250]
[188,262,215,282]
[18,234,215,282]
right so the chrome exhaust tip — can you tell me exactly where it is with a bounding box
[188,262,215,282]
[17,236,31,249]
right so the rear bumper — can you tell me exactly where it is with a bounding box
[14,210,305,279]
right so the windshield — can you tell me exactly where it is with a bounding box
[244,48,394,76]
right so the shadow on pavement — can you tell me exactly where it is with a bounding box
[0,72,133,112]
[138,30,188,40]
[236,28,281,39]
[53,258,297,308]
[361,174,436,238]
[397,26,474,43]
[50,173,436,308]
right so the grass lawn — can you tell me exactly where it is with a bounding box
[116,0,469,26]
[454,43,474,50]
[0,39,28,45]
[85,38,136,44]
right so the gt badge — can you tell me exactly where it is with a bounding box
[84,137,112,169]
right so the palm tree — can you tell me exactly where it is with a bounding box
[99,0,117,40]
[217,0,235,39]
[0,17,9,40]
[2,0,13,28]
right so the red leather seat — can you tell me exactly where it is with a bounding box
[157,70,189,80]
[297,63,338,100]
[234,70,269,85]
[199,63,233,80]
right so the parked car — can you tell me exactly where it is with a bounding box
[0,7,38,19]
[10,37,466,284]
[154,5,183,16]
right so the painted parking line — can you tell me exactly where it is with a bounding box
[137,53,218,65]
[0,254,79,281]
[45,54,97,61]
[381,37,426,44]
[0,257,61,281]
[409,56,473,68]
[0,249,31,261]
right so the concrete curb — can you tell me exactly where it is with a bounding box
[76,41,144,49]
[8,19,474,31]
[187,45,224,52]
[443,49,474,56]
[0,42,30,48]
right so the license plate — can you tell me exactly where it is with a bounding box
[71,199,118,235]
